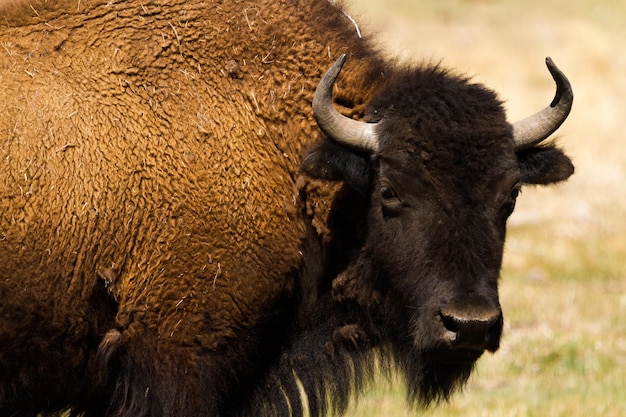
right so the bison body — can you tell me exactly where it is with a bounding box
[0,1,573,416]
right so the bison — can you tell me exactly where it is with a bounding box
[0,0,573,416]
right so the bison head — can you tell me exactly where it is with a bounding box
[301,55,573,404]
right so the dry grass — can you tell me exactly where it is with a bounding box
[341,0,626,416]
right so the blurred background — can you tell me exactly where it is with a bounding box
[341,1,626,416]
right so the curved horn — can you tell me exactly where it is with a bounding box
[313,54,380,152]
[512,57,573,150]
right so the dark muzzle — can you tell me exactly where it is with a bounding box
[438,306,503,352]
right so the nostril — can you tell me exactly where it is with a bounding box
[485,314,503,350]
[439,312,460,334]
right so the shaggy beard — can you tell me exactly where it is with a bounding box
[397,347,476,407]
[239,341,478,417]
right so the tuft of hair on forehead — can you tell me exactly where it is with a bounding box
[366,64,505,126]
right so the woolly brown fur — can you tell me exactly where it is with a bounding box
[0,1,383,415]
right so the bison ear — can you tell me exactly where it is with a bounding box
[300,140,371,192]
[517,144,574,185]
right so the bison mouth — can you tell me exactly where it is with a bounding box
[399,322,500,404]
[434,347,485,365]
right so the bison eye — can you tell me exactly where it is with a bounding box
[511,184,522,200]
[380,182,403,215]
[501,184,522,218]
[381,185,398,200]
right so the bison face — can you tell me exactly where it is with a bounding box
[301,55,573,403]
[367,146,511,356]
